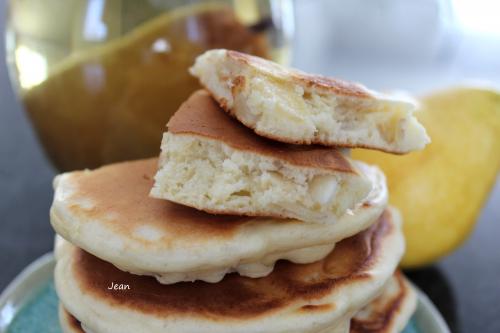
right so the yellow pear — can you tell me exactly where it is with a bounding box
[353,87,500,268]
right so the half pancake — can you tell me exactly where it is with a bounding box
[51,158,388,284]
[151,90,374,224]
[190,50,430,154]
[55,209,404,333]
[59,272,416,333]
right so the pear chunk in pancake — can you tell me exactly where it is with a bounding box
[190,50,430,154]
[51,158,387,284]
[151,90,373,224]
[55,209,404,333]
[59,271,416,333]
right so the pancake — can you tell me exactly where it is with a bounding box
[59,272,416,333]
[190,50,430,154]
[151,90,374,224]
[51,158,388,284]
[350,271,417,333]
[55,208,404,333]
[59,305,84,333]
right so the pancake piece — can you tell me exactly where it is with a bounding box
[151,90,373,224]
[51,158,388,284]
[350,271,417,333]
[190,50,430,154]
[59,272,416,333]
[55,209,404,333]
[59,305,84,333]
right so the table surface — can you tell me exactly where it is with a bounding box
[1,2,500,333]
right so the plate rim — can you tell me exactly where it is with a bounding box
[0,252,54,331]
[0,252,54,306]
[413,284,451,333]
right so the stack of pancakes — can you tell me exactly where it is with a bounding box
[51,49,429,333]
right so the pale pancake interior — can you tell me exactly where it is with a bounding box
[151,90,373,224]
[190,49,429,154]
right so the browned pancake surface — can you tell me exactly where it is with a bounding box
[70,211,393,320]
[167,90,355,172]
[350,271,410,333]
[60,306,84,333]
[226,50,372,99]
[64,159,257,245]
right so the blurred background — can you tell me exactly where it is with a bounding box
[0,0,499,332]
[293,0,500,90]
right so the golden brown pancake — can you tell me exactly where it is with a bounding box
[55,209,404,333]
[213,50,372,98]
[151,90,376,224]
[167,90,355,172]
[51,158,388,284]
[190,49,430,154]
[59,271,416,333]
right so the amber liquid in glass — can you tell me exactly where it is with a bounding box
[8,0,291,170]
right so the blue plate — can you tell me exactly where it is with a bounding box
[0,254,449,333]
